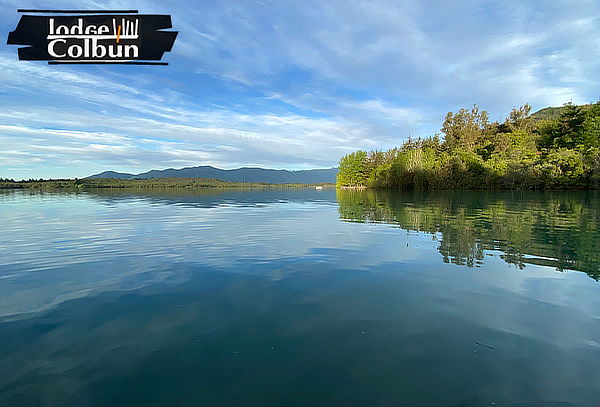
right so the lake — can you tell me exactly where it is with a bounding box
[1,189,599,406]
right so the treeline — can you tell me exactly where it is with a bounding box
[0,178,332,190]
[337,103,600,189]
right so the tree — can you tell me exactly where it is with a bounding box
[337,102,598,190]
[337,151,368,186]
[441,105,489,152]
[506,104,533,133]
[581,102,600,151]
[547,103,586,149]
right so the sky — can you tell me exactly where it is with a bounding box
[1,0,599,179]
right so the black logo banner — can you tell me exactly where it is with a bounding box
[7,10,177,65]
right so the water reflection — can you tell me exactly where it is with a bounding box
[337,189,600,280]
[1,189,600,406]
[87,187,338,208]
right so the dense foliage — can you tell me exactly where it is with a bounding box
[337,103,600,189]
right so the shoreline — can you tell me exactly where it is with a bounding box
[0,178,336,191]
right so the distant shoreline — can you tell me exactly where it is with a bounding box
[0,178,336,190]
[2,178,597,191]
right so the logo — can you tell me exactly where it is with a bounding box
[7,9,177,65]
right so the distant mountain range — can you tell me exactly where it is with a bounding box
[87,166,338,184]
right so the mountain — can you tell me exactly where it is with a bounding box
[89,171,136,179]
[87,166,338,184]
[531,103,594,121]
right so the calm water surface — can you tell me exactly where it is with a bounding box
[1,189,599,406]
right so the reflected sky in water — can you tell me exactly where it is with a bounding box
[1,189,599,406]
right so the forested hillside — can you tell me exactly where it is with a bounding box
[337,103,600,189]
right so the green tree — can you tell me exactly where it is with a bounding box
[581,102,600,151]
[337,102,598,190]
[337,151,368,186]
[441,105,489,152]
[506,104,533,132]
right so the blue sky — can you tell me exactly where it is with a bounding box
[1,0,599,179]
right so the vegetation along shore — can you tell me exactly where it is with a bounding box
[0,178,335,190]
[337,103,600,189]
